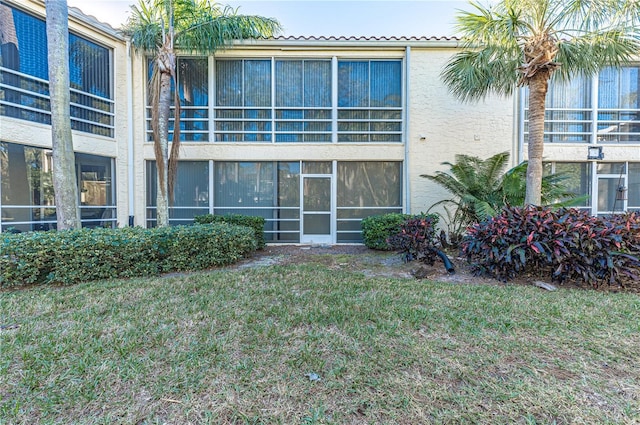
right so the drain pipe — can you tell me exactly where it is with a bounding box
[435,249,455,274]
[404,45,411,214]
[126,40,135,227]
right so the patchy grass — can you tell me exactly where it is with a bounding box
[1,264,639,424]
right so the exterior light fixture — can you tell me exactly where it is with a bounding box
[587,146,604,160]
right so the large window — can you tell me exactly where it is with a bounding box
[0,2,114,137]
[213,161,303,242]
[544,161,640,215]
[595,162,640,215]
[0,142,116,232]
[338,61,402,142]
[597,67,640,143]
[145,160,403,242]
[215,59,272,142]
[162,57,403,143]
[275,60,332,142]
[210,58,403,143]
[146,58,209,142]
[337,161,403,242]
[146,161,209,226]
[543,162,592,210]
[523,67,640,144]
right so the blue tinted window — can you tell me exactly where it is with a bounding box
[0,4,111,99]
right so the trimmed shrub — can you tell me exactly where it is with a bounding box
[0,223,256,288]
[157,224,256,272]
[194,214,265,249]
[387,215,439,265]
[462,206,640,288]
[362,213,438,250]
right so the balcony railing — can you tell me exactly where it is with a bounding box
[0,67,115,138]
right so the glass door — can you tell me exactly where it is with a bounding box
[596,163,627,215]
[300,161,334,244]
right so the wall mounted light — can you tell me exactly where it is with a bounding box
[587,146,604,160]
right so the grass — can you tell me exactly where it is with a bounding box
[1,263,639,424]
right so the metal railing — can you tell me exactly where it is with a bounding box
[0,67,115,138]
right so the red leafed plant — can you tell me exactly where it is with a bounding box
[462,206,640,289]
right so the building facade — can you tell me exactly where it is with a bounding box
[1,0,638,242]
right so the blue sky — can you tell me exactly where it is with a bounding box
[66,0,472,37]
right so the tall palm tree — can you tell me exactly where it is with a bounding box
[441,0,640,206]
[124,0,281,227]
[46,0,81,230]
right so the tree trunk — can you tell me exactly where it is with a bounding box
[46,0,81,230]
[524,71,550,206]
[155,68,172,227]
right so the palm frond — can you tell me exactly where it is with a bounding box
[442,46,521,102]
[500,161,527,202]
[122,0,163,52]
[175,3,281,54]
[443,0,640,101]
[421,172,468,199]
[478,151,510,188]
[555,30,640,80]
[552,0,640,33]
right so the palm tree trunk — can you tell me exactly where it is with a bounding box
[156,68,172,227]
[46,0,81,230]
[524,71,550,206]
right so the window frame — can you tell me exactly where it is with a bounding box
[147,55,405,144]
[522,66,640,146]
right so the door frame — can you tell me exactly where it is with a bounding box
[300,163,335,244]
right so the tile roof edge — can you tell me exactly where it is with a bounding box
[272,35,460,42]
[67,5,124,40]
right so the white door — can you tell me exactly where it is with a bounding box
[300,175,333,244]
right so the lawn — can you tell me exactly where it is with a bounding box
[1,263,639,424]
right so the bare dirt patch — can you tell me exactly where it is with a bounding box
[231,244,639,292]
[231,245,508,286]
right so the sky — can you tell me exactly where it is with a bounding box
[66,0,472,37]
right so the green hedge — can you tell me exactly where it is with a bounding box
[194,214,265,249]
[0,223,256,288]
[361,213,439,250]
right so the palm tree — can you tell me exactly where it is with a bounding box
[441,0,640,206]
[124,0,281,227]
[46,0,81,230]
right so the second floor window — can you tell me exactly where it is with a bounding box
[0,2,114,137]
[147,56,403,144]
[523,66,640,144]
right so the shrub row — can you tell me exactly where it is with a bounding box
[462,206,640,288]
[0,223,257,287]
[194,214,266,249]
[362,213,439,250]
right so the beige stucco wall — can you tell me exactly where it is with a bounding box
[406,47,516,215]
[533,143,640,163]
